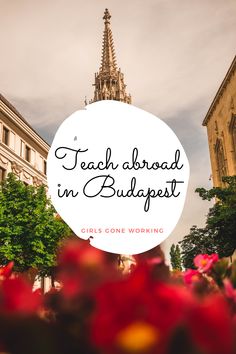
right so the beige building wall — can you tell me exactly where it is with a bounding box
[203,56,236,187]
[0,94,49,186]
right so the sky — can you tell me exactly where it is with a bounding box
[0,0,235,258]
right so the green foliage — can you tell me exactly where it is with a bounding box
[170,244,182,271]
[180,226,217,269]
[0,173,71,276]
[180,176,236,269]
[212,258,230,287]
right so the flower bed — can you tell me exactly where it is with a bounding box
[0,241,236,354]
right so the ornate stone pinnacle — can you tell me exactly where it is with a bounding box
[103,8,111,24]
[89,9,132,104]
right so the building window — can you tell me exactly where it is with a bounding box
[2,126,9,146]
[0,167,6,182]
[43,160,47,175]
[215,139,227,185]
[25,145,31,162]
[232,119,236,156]
[20,140,24,157]
[229,114,236,166]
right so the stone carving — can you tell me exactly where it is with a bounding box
[33,176,43,186]
[23,170,31,180]
[90,9,131,105]
[0,154,8,166]
[11,161,23,175]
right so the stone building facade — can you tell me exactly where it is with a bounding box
[0,94,49,185]
[203,56,236,187]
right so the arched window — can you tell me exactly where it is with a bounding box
[232,117,236,156]
[229,114,236,167]
[215,138,227,185]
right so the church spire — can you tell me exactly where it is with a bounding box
[90,9,131,104]
[100,8,117,74]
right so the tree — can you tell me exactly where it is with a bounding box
[180,176,236,269]
[170,244,182,271]
[0,173,71,277]
[179,226,217,269]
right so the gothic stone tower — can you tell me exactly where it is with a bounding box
[203,56,236,187]
[90,9,131,104]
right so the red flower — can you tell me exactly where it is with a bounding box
[146,257,163,266]
[188,295,234,354]
[58,240,118,298]
[0,277,42,314]
[91,265,191,354]
[194,254,219,273]
[183,269,202,285]
[0,262,14,279]
[59,240,105,269]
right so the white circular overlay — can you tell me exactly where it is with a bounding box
[47,101,190,255]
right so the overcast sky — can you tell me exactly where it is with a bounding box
[0,0,235,258]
